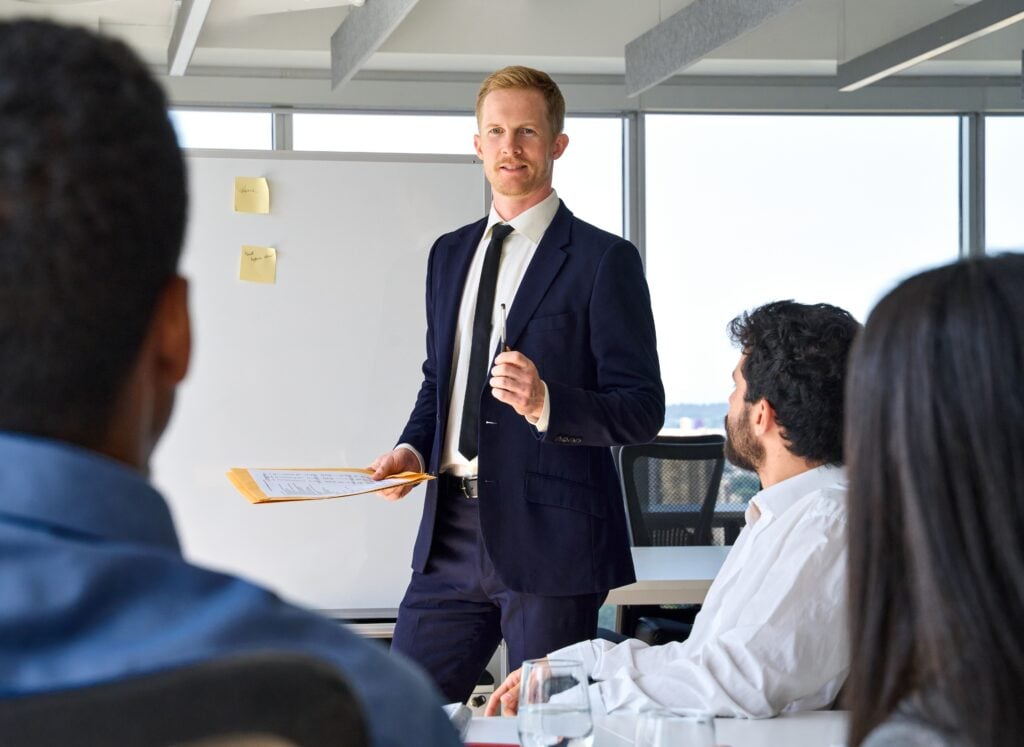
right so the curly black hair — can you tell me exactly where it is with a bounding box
[0,20,186,447]
[728,300,860,465]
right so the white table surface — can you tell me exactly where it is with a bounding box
[605,545,731,606]
[322,546,732,623]
[465,710,848,746]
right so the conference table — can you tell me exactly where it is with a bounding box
[465,710,849,746]
[328,544,733,634]
[329,544,734,686]
[475,545,731,681]
[606,545,731,606]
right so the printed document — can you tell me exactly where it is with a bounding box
[227,467,433,504]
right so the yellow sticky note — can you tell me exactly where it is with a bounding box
[240,246,277,284]
[234,176,270,214]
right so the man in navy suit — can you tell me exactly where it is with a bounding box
[370,66,664,704]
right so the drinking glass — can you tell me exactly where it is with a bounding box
[634,708,716,747]
[516,658,593,747]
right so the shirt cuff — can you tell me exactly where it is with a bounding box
[548,640,599,678]
[526,381,550,432]
[394,443,425,473]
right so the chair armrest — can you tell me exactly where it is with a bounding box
[634,616,693,646]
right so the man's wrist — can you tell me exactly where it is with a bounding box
[527,381,551,432]
[394,443,425,472]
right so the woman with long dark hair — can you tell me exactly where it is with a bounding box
[844,254,1024,746]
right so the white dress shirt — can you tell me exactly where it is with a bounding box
[400,190,560,476]
[550,464,849,719]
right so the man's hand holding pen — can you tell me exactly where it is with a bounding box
[490,302,547,423]
[490,350,545,422]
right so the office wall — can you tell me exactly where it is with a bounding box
[152,150,485,611]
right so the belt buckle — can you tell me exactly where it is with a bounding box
[461,476,478,499]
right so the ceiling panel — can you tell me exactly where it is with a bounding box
[0,0,1017,81]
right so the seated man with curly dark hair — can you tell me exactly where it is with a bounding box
[489,300,859,719]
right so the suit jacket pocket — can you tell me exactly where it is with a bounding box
[524,472,606,518]
[523,312,574,334]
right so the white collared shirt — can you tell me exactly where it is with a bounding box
[401,190,560,476]
[550,464,849,719]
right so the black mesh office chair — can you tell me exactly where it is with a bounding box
[0,653,369,747]
[615,435,726,644]
[620,435,725,549]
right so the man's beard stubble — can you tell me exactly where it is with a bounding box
[723,407,764,473]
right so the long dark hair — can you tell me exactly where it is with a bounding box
[845,254,1024,746]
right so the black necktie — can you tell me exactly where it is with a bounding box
[458,223,514,462]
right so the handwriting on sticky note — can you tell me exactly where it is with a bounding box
[234,176,270,214]
[239,246,277,284]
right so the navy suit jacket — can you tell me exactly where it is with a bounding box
[398,202,664,596]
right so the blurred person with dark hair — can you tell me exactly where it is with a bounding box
[845,254,1024,747]
[0,19,459,746]
[489,300,859,718]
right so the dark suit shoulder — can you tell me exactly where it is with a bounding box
[568,214,633,251]
[543,201,634,254]
[425,216,487,274]
[436,215,488,247]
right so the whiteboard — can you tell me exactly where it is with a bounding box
[152,150,485,611]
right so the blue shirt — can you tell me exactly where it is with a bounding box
[0,432,461,747]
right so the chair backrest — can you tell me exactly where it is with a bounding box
[618,435,726,547]
[0,653,369,747]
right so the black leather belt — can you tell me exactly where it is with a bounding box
[439,472,479,499]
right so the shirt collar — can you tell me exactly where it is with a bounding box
[0,431,180,552]
[485,189,561,246]
[751,463,847,523]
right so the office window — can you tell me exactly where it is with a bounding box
[294,112,623,235]
[645,114,959,432]
[169,110,273,150]
[554,117,623,237]
[293,112,477,155]
[985,116,1024,253]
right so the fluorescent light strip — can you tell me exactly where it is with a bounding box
[841,10,1024,91]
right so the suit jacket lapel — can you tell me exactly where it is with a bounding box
[436,218,487,407]
[505,202,571,349]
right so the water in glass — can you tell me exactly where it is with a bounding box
[518,703,593,747]
[516,659,593,747]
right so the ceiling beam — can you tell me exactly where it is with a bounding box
[167,0,213,76]
[838,0,1024,91]
[330,0,420,90]
[624,0,806,97]
[242,0,363,15]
